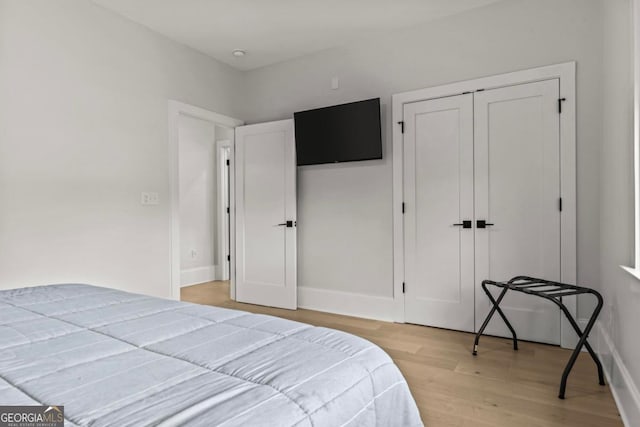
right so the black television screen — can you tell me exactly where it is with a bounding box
[294,98,382,166]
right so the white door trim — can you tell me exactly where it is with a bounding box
[168,100,243,300]
[216,140,231,282]
[391,62,577,349]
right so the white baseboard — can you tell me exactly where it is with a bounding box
[298,287,395,322]
[180,265,218,287]
[594,321,640,427]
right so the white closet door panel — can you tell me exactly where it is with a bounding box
[404,94,475,331]
[235,120,297,310]
[474,79,561,344]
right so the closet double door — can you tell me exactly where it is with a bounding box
[403,79,561,344]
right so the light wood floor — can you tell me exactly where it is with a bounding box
[181,281,622,427]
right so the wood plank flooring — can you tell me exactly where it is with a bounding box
[181,281,622,427]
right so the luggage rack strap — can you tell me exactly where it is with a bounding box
[511,283,560,289]
[540,289,590,298]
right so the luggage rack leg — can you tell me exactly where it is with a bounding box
[557,294,605,399]
[473,281,518,356]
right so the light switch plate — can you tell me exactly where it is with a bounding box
[141,192,159,205]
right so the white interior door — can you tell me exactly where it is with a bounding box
[235,119,297,310]
[217,142,231,281]
[474,79,561,344]
[403,94,475,331]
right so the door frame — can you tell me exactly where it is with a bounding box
[391,62,577,349]
[216,140,231,282]
[168,100,243,300]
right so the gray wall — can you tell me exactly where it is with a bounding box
[0,0,244,297]
[242,0,604,316]
[600,0,640,420]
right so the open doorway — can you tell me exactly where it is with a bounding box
[168,101,243,300]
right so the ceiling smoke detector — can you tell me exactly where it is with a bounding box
[232,49,246,57]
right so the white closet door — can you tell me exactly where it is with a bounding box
[404,94,475,331]
[235,119,297,310]
[474,79,561,344]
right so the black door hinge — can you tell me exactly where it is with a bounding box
[226,159,230,166]
[226,207,230,214]
[559,197,563,212]
[558,98,566,114]
[398,121,404,133]
[227,255,230,262]
[402,282,405,293]
[402,202,405,214]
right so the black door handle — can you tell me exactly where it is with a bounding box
[453,220,472,229]
[276,220,295,228]
[477,220,494,229]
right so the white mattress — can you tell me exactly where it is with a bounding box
[0,284,422,426]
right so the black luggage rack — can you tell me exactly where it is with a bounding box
[472,276,605,399]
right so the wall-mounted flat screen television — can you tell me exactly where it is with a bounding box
[294,98,382,166]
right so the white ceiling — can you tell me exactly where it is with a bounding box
[92,0,503,71]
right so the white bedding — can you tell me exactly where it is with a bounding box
[0,284,422,426]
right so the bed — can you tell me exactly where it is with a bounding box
[0,284,422,426]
